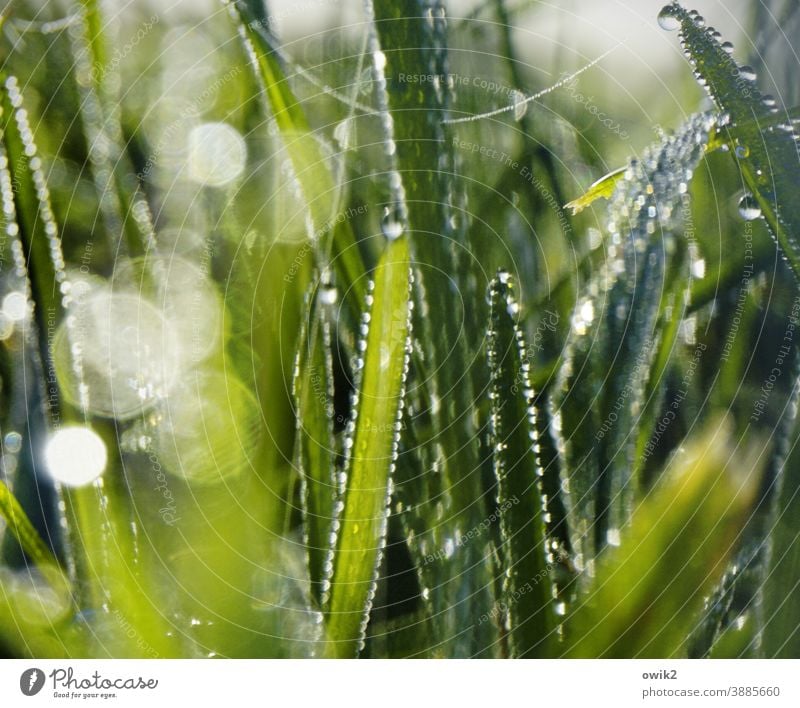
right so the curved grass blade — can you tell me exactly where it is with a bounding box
[293,284,339,605]
[487,272,557,657]
[224,0,366,312]
[552,112,714,574]
[660,2,800,281]
[323,238,411,657]
[565,421,760,658]
[566,105,800,217]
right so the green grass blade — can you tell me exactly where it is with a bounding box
[224,0,366,310]
[70,0,156,257]
[372,0,497,656]
[762,366,800,657]
[552,113,713,570]
[565,421,760,658]
[0,74,174,656]
[661,2,800,281]
[293,285,339,604]
[0,481,60,576]
[323,238,411,657]
[487,272,557,657]
[1,76,66,335]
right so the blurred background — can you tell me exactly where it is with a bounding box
[0,0,798,658]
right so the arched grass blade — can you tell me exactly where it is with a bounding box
[0,480,61,578]
[224,0,366,313]
[552,113,714,573]
[661,3,800,281]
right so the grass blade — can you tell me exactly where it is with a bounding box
[0,481,60,575]
[565,421,760,657]
[762,365,800,657]
[487,272,557,657]
[372,0,497,655]
[661,2,800,281]
[323,238,411,657]
[224,0,366,312]
[293,285,339,604]
[552,113,714,570]
[70,0,156,257]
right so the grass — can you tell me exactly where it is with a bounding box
[0,0,797,658]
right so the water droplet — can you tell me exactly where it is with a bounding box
[4,431,22,454]
[334,118,352,150]
[53,289,183,420]
[721,41,734,54]
[2,291,28,322]
[738,65,757,82]
[691,258,706,279]
[187,122,247,187]
[737,194,762,221]
[510,90,527,121]
[657,6,681,31]
[320,284,338,305]
[45,426,107,487]
[373,50,387,72]
[734,143,750,158]
[381,207,404,240]
[579,299,595,324]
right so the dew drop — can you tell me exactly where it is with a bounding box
[4,431,22,454]
[510,90,527,121]
[44,426,107,487]
[186,122,246,187]
[333,118,352,150]
[319,284,338,305]
[657,6,681,31]
[737,194,762,221]
[373,50,387,72]
[691,258,706,279]
[381,207,404,240]
[2,291,28,322]
[721,41,734,54]
[606,528,621,547]
[738,65,757,82]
